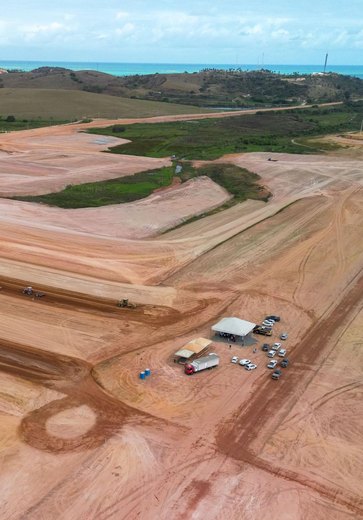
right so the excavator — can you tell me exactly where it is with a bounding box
[116,298,136,309]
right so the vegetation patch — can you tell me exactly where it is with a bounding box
[179,162,270,202]
[88,102,363,160]
[0,117,69,132]
[14,167,175,208]
[12,163,267,209]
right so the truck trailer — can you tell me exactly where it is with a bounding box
[184,354,219,375]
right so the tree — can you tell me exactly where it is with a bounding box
[5,115,16,122]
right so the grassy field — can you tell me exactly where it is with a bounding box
[12,163,266,209]
[88,102,363,160]
[0,88,209,120]
[13,167,175,208]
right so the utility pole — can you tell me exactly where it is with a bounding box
[323,52,328,74]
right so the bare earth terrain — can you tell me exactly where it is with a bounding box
[0,116,362,520]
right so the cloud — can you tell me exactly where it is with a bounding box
[116,11,129,20]
[115,23,135,38]
[21,21,70,42]
[0,3,361,63]
[271,28,290,41]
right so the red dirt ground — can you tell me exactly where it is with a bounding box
[0,112,362,520]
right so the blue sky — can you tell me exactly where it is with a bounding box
[1,0,362,64]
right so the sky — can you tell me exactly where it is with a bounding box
[1,0,363,64]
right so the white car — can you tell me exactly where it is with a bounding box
[280,332,288,340]
[231,356,239,363]
[239,359,251,366]
[245,363,257,370]
[278,349,287,357]
[267,350,276,358]
[267,360,278,369]
[263,320,274,327]
[272,342,281,350]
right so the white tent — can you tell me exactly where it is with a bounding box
[212,317,256,337]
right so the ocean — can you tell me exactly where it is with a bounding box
[0,60,362,79]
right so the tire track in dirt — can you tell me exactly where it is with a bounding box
[0,338,167,453]
[216,271,363,516]
[291,186,358,307]
[0,275,182,326]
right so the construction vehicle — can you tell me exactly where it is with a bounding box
[22,287,45,298]
[117,298,136,309]
[184,354,219,375]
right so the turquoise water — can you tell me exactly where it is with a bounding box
[0,60,362,79]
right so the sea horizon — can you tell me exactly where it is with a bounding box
[0,60,362,79]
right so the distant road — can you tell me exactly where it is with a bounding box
[79,101,344,130]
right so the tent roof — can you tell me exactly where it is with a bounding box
[174,348,195,359]
[212,317,256,336]
[174,337,212,358]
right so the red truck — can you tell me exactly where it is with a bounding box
[184,354,220,375]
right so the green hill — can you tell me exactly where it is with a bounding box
[0,88,209,120]
[1,66,362,109]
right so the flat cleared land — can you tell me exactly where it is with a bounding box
[0,113,362,520]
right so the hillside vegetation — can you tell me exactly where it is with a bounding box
[1,66,362,109]
[0,88,208,120]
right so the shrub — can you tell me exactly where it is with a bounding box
[112,125,126,133]
[6,115,16,122]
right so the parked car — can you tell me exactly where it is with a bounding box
[272,342,281,350]
[272,369,282,380]
[278,349,287,357]
[263,319,275,326]
[267,360,278,369]
[262,343,270,352]
[280,332,288,340]
[245,363,257,371]
[253,326,272,336]
[266,315,280,322]
[267,350,276,358]
[239,359,251,366]
[231,356,239,364]
[280,358,289,368]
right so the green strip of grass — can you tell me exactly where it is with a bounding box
[0,119,70,132]
[87,102,363,160]
[180,162,270,202]
[12,163,268,209]
[14,167,175,208]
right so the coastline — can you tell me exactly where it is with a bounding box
[0,60,362,79]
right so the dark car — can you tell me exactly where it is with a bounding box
[266,315,280,322]
[262,343,270,352]
[253,326,272,337]
[280,359,289,368]
[272,369,282,380]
